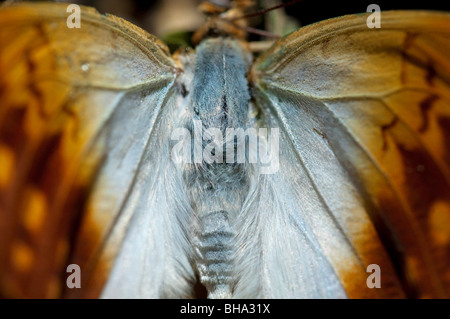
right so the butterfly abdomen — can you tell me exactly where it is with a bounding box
[180,37,253,298]
[195,210,234,298]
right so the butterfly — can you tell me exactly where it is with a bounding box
[0,0,449,299]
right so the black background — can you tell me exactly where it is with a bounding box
[286,0,450,26]
[3,0,448,37]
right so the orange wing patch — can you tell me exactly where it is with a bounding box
[0,20,104,298]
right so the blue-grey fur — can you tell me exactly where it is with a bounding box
[101,35,347,299]
[183,38,252,298]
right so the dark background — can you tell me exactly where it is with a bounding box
[64,0,450,24]
[2,0,449,40]
[286,0,450,26]
[67,0,450,27]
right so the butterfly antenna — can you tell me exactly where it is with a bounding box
[245,26,280,38]
[230,0,305,21]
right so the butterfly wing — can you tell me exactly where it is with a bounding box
[238,11,450,298]
[0,3,193,298]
